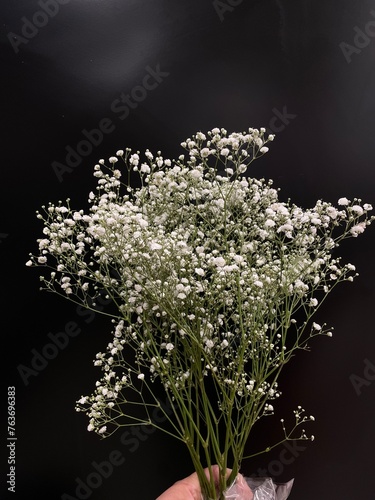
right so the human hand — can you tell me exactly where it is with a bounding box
[156,465,254,500]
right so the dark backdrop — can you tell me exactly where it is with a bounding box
[1,1,375,499]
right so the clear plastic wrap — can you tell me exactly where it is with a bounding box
[221,474,255,499]
[207,475,294,500]
[246,477,294,500]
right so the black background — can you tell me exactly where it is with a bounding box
[1,1,375,499]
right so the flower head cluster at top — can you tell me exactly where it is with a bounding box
[27,127,373,486]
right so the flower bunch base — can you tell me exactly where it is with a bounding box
[203,476,293,500]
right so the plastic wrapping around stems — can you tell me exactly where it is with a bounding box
[205,475,294,500]
[228,474,254,499]
[246,477,294,500]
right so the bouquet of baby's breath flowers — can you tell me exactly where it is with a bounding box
[27,127,373,499]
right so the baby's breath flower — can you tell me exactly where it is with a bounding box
[338,197,349,206]
[27,127,373,493]
[350,223,366,236]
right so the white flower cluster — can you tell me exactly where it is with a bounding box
[27,127,373,441]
